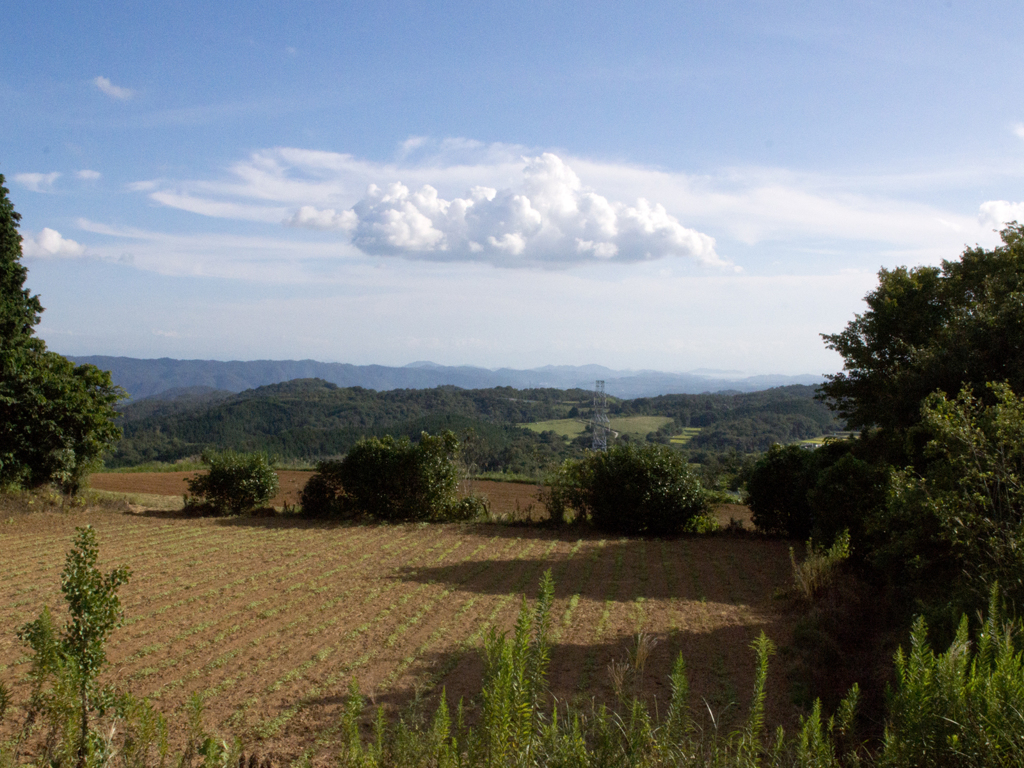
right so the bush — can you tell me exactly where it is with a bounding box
[185,450,279,515]
[545,443,710,535]
[745,443,817,538]
[300,430,485,522]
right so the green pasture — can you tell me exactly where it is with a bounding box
[521,418,588,438]
[521,415,675,440]
[609,415,674,436]
[670,427,702,445]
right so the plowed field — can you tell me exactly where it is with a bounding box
[87,472,547,518]
[1,506,790,765]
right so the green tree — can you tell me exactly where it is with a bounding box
[819,222,1024,435]
[301,430,484,521]
[18,526,131,768]
[546,443,710,535]
[185,450,279,515]
[0,174,124,493]
[892,382,1024,611]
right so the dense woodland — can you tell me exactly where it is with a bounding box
[108,380,842,472]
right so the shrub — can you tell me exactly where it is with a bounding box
[185,450,279,515]
[790,530,852,600]
[300,430,486,522]
[545,443,710,535]
[746,443,817,538]
[16,526,131,768]
[881,586,1024,768]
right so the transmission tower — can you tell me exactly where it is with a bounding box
[591,380,610,451]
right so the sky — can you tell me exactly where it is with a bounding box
[2,1,1023,376]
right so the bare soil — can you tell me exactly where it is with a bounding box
[87,473,751,528]
[1,493,793,766]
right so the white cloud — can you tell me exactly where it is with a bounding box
[337,154,732,268]
[14,172,61,192]
[93,76,135,100]
[149,191,290,223]
[21,228,86,258]
[979,200,1024,229]
[1015,124,1024,142]
[76,170,102,180]
[285,205,358,230]
[131,138,1012,274]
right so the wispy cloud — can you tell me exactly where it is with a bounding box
[14,172,61,192]
[93,76,135,100]
[1015,123,1024,142]
[21,228,86,258]
[76,169,102,181]
[128,138,1004,272]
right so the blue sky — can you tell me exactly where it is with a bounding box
[3,1,1023,375]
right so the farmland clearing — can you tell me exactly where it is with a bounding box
[1,499,793,765]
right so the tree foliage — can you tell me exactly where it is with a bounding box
[889,383,1024,611]
[0,175,124,493]
[820,222,1024,434]
[185,450,279,515]
[546,443,710,535]
[300,430,485,521]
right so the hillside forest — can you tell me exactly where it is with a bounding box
[108,381,842,480]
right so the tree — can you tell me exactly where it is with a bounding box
[301,430,485,521]
[185,450,279,515]
[819,222,1024,435]
[0,174,124,493]
[545,443,710,535]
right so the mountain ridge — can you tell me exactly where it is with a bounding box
[69,355,824,402]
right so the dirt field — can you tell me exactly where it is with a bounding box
[0,505,793,765]
[87,472,752,527]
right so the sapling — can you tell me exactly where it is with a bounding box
[18,525,131,768]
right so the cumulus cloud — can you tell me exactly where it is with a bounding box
[330,154,730,268]
[21,228,86,258]
[93,76,135,100]
[129,137,1016,275]
[979,200,1024,229]
[76,170,102,180]
[14,172,61,192]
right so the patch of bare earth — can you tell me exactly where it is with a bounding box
[1,493,796,767]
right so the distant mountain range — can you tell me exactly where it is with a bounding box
[69,356,825,401]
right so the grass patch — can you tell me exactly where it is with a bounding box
[520,418,588,438]
[608,415,674,436]
[670,427,702,444]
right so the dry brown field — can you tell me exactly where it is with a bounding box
[86,472,753,527]
[1,488,789,765]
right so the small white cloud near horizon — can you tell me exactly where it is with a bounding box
[21,228,86,258]
[93,76,135,100]
[979,200,1024,229]
[76,170,102,181]
[286,205,358,230]
[14,172,61,193]
[292,153,734,269]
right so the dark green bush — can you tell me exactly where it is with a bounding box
[300,430,485,522]
[185,450,279,515]
[546,443,709,535]
[745,443,817,538]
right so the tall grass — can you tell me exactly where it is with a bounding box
[332,575,1024,768]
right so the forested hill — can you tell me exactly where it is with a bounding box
[108,380,841,471]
